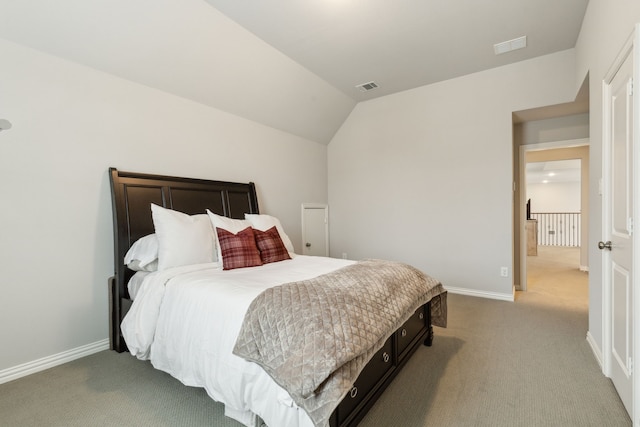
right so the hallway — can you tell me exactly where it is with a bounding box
[517,245,588,310]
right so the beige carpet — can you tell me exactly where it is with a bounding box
[522,245,588,310]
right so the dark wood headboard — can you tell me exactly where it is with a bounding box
[108,167,259,352]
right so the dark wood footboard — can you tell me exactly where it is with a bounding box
[330,301,433,427]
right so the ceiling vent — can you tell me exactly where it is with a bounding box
[494,36,527,55]
[356,81,379,92]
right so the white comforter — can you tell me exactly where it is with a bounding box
[122,255,354,427]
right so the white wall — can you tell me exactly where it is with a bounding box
[516,113,590,145]
[0,0,355,145]
[574,0,640,360]
[328,49,578,300]
[0,38,328,372]
[527,182,581,212]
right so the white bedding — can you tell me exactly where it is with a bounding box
[127,271,150,300]
[121,255,354,427]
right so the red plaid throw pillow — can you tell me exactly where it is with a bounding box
[216,227,263,270]
[253,226,291,264]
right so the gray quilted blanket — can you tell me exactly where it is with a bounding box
[232,259,447,427]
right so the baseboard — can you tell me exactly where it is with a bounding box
[0,339,109,385]
[586,331,604,370]
[445,286,515,302]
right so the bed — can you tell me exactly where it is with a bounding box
[108,167,447,427]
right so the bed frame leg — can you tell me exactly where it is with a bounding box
[424,325,434,347]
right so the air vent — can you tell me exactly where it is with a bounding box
[356,81,379,92]
[494,35,527,55]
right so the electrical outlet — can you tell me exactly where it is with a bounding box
[342,253,347,259]
[500,267,508,277]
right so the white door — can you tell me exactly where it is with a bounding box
[603,40,634,417]
[302,204,328,256]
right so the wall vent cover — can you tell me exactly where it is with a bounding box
[356,81,379,92]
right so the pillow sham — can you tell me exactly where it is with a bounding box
[244,213,295,255]
[151,204,216,271]
[253,226,291,264]
[216,226,263,270]
[207,210,252,262]
[124,233,159,272]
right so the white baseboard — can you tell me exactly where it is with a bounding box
[586,331,604,370]
[445,286,515,302]
[0,339,109,385]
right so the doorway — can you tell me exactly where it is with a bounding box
[524,157,587,305]
[517,142,590,292]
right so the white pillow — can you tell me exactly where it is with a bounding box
[124,234,159,272]
[151,204,216,270]
[245,213,295,255]
[206,210,252,262]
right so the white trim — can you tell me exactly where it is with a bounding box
[518,143,528,291]
[0,339,109,385]
[600,41,619,381]
[587,331,604,370]
[633,24,640,427]
[445,286,515,302]
[522,138,589,152]
[301,203,328,209]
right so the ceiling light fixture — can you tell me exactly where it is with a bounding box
[494,36,527,55]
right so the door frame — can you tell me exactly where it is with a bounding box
[301,203,329,257]
[601,24,640,424]
[517,139,589,291]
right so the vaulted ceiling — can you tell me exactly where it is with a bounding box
[0,0,589,144]
[205,0,590,101]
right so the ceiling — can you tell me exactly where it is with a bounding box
[526,160,582,185]
[205,0,590,101]
[0,0,591,143]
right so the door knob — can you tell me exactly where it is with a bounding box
[598,241,612,250]
[305,243,311,248]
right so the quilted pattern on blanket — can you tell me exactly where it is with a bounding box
[233,259,446,427]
